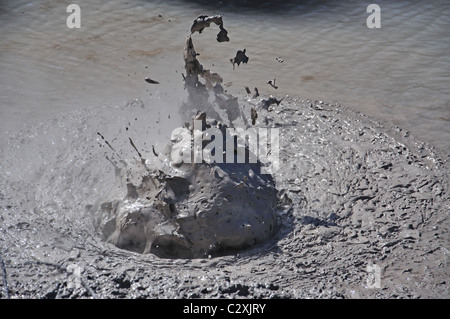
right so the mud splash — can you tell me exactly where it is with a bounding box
[95,117,279,258]
[94,16,281,258]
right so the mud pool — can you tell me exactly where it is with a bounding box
[0,91,448,298]
[0,5,449,299]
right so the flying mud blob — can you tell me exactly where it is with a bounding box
[190,15,229,43]
[96,115,278,258]
[253,87,259,98]
[144,77,159,84]
[251,107,258,125]
[216,24,230,42]
[267,78,278,89]
[230,49,249,70]
[94,16,281,259]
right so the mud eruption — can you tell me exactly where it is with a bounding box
[96,16,280,258]
[97,120,278,258]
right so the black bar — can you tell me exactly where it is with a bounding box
[0,299,443,318]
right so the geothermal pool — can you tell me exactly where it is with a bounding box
[0,1,449,299]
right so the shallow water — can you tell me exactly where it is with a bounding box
[0,0,449,150]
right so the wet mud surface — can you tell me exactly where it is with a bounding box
[0,96,448,299]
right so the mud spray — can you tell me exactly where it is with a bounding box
[0,16,448,298]
[93,16,283,259]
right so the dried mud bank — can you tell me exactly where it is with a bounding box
[0,95,448,299]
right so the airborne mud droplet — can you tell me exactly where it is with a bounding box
[231,49,249,70]
[190,15,224,34]
[253,87,259,98]
[267,78,278,89]
[251,107,258,125]
[216,24,230,42]
[190,14,229,43]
